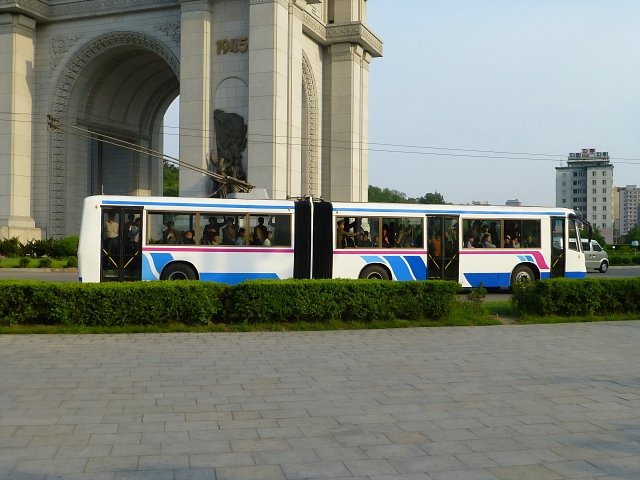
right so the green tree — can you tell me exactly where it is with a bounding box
[163,161,179,197]
[368,185,409,203]
[624,225,640,244]
[417,191,446,204]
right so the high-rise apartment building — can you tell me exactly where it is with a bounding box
[618,185,640,238]
[555,148,614,243]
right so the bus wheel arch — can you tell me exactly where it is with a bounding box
[510,263,538,287]
[359,264,391,280]
[160,262,199,281]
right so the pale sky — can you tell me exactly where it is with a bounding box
[165,0,640,206]
[366,0,640,205]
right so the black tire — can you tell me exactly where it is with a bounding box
[510,264,535,287]
[359,264,390,280]
[161,263,197,280]
[599,261,609,273]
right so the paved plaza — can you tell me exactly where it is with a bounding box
[1,322,639,480]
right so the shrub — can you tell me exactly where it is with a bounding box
[632,256,640,265]
[610,255,622,266]
[66,256,78,268]
[18,257,30,268]
[621,256,632,265]
[0,281,227,326]
[0,237,23,257]
[512,278,640,316]
[224,279,460,324]
[38,257,53,268]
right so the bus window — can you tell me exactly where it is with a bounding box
[147,212,196,244]
[248,214,291,246]
[521,220,541,248]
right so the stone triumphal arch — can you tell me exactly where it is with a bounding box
[0,0,382,240]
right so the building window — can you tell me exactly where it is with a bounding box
[592,171,596,176]
[592,206,597,211]
[592,189,597,194]
[603,206,607,211]
[573,172,578,177]
[603,171,607,176]
[602,180,607,185]
[602,188,606,193]
[602,197,607,202]
[562,199,566,204]
[562,181,566,187]
[603,214,607,219]
[592,180,597,185]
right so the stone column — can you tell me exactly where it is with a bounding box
[179,0,213,198]
[327,42,368,202]
[247,0,292,199]
[0,13,41,241]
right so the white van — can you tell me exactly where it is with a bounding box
[581,240,609,273]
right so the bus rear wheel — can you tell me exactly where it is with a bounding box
[510,265,534,287]
[359,265,390,280]
[161,263,197,281]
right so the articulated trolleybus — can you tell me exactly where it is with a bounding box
[78,195,587,287]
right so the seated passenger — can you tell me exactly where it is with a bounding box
[162,221,177,244]
[180,229,196,245]
[236,228,248,245]
[504,235,514,248]
[481,233,496,248]
[263,230,273,246]
[464,235,475,248]
[513,236,521,248]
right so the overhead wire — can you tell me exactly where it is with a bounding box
[4,111,640,165]
[46,115,254,193]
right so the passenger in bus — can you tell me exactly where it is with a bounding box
[180,230,196,245]
[162,221,177,244]
[202,217,218,244]
[253,217,269,245]
[504,235,514,248]
[357,230,373,247]
[236,228,248,245]
[263,230,273,246]
[103,212,119,254]
[481,233,496,248]
[221,217,237,245]
[464,235,475,248]
[381,224,392,247]
[512,236,521,248]
[337,220,356,248]
[489,222,500,247]
[429,233,442,256]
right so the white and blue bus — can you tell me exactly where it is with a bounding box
[78,195,587,287]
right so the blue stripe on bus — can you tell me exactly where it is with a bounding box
[565,271,586,279]
[382,256,414,281]
[540,271,551,280]
[464,272,511,288]
[141,255,159,280]
[334,207,567,216]
[199,272,279,284]
[404,256,427,280]
[102,199,291,210]
[149,252,174,275]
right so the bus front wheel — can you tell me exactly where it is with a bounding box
[359,265,390,280]
[161,263,197,281]
[510,265,534,286]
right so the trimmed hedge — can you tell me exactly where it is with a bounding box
[512,278,640,316]
[0,281,227,326]
[225,279,460,324]
[0,279,460,327]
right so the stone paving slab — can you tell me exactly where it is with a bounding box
[0,321,639,479]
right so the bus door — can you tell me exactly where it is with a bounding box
[101,206,143,281]
[550,217,565,278]
[427,216,460,281]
